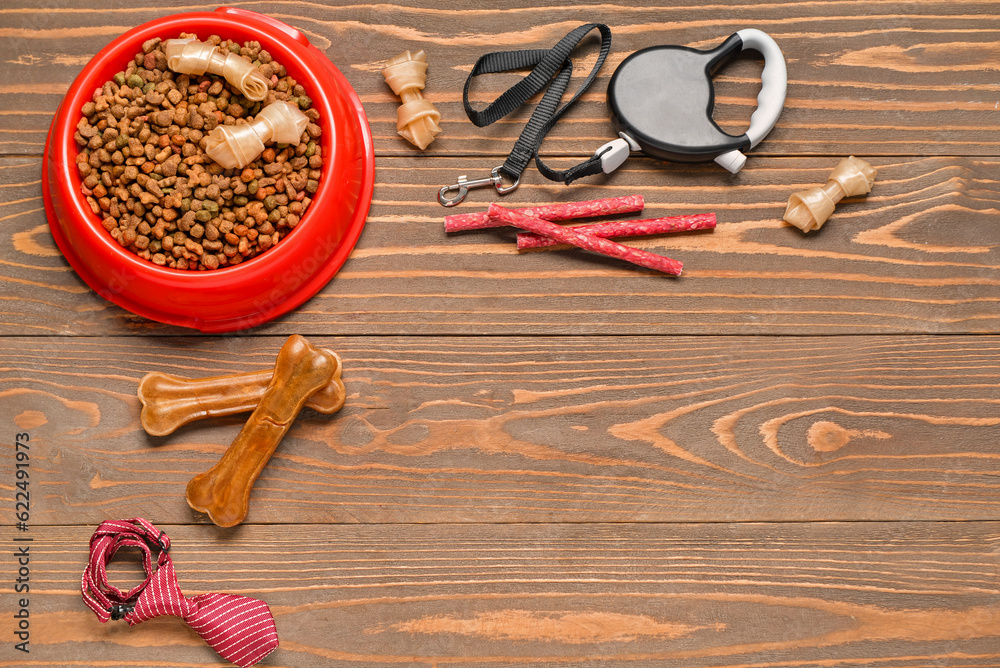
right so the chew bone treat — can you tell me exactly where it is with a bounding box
[138,352,345,437]
[783,156,877,232]
[164,37,269,101]
[381,50,442,150]
[82,518,279,668]
[445,195,645,232]
[186,335,339,528]
[488,204,683,275]
[517,213,717,249]
[206,100,309,169]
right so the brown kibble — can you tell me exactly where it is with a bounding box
[152,110,173,127]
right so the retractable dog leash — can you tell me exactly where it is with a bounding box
[440,26,787,206]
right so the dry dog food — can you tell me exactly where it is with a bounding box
[74,35,324,270]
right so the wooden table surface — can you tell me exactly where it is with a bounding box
[2,1,999,666]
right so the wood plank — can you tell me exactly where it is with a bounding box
[3,335,999,524]
[1,522,997,667]
[7,155,1000,336]
[2,0,1000,157]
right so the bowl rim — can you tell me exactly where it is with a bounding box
[43,7,374,331]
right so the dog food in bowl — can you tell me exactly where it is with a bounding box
[76,35,323,271]
[44,8,375,332]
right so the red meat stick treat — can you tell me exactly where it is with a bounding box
[488,204,683,276]
[444,195,644,232]
[517,213,716,249]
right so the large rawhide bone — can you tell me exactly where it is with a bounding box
[381,50,441,150]
[185,335,339,528]
[205,101,309,169]
[783,156,877,232]
[137,352,345,437]
[163,37,269,101]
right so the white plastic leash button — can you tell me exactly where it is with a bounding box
[595,138,632,174]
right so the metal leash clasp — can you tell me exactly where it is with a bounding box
[109,603,135,621]
[438,166,520,207]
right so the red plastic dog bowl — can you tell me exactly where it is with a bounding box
[43,7,374,332]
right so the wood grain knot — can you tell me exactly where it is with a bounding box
[807,421,891,452]
[13,224,60,257]
[14,409,47,430]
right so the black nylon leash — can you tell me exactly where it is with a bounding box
[438,23,613,206]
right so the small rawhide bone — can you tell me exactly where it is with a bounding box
[137,353,345,437]
[163,37,269,101]
[205,100,309,169]
[783,156,877,232]
[186,335,340,528]
[381,50,441,150]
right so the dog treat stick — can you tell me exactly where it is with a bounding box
[138,354,345,437]
[205,100,309,169]
[784,156,877,232]
[488,204,683,275]
[517,213,717,249]
[163,38,269,101]
[186,335,339,528]
[381,50,441,150]
[445,195,644,232]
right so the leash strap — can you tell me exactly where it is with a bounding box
[82,518,279,668]
[441,24,612,205]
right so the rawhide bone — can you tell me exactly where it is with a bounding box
[186,335,340,528]
[205,100,309,169]
[138,353,345,437]
[783,156,877,232]
[163,37,269,101]
[381,50,441,150]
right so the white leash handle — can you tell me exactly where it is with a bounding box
[738,29,787,148]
